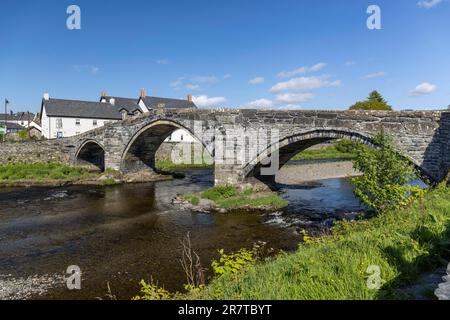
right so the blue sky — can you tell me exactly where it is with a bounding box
[1,0,449,112]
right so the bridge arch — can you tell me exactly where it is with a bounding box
[242,128,428,184]
[121,119,213,173]
[74,139,106,172]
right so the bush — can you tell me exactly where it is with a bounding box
[335,139,361,154]
[351,131,423,213]
[350,100,392,111]
[211,248,255,277]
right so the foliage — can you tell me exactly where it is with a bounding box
[0,163,91,181]
[335,139,361,154]
[350,100,392,111]
[18,129,30,141]
[184,194,200,205]
[132,279,172,300]
[351,131,422,213]
[187,186,450,300]
[350,91,392,111]
[368,90,388,104]
[201,185,236,201]
[211,248,255,277]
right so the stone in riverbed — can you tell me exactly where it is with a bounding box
[435,263,450,300]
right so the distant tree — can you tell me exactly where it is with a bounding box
[368,90,388,104]
[350,91,392,111]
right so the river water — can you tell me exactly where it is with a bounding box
[0,167,365,300]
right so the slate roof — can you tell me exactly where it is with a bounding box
[0,112,35,121]
[42,98,123,120]
[4,122,25,130]
[141,96,197,109]
[100,96,141,113]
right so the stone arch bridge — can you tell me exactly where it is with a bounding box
[53,109,449,186]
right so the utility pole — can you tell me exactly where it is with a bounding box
[3,99,8,142]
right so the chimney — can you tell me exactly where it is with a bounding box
[109,98,115,106]
[140,88,146,98]
[101,90,107,98]
[43,92,50,101]
[187,94,193,102]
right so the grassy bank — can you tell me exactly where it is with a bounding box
[184,185,288,211]
[0,163,93,182]
[291,145,355,161]
[187,185,450,300]
[156,160,213,172]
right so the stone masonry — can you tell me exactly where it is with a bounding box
[1,109,448,186]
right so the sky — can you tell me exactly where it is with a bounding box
[0,0,449,112]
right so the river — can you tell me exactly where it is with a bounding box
[0,166,365,300]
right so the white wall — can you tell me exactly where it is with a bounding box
[42,107,118,139]
[166,129,196,143]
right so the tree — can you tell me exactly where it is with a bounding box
[351,131,423,213]
[368,90,387,104]
[350,91,392,111]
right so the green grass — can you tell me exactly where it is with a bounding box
[184,185,288,211]
[188,186,450,300]
[0,163,93,182]
[291,146,355,161]
[215,194,289,210]
[156,159,213,171]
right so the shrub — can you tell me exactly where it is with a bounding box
[211,248,255,277]
[335,139,361,154]
[351,131,423,213]
[132,280,172,300]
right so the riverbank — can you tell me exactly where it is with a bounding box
[186,185,450,300]
[0,163,174,188]
[277,160,362,184]
[177,185,288,213]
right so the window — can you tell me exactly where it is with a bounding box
[93,119,98,126]
[56,118,63,129]
[121,111,127,120]
[180,134,184,141]
[75,119,81,126]
[57,132,63,139]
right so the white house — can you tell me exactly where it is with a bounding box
[40,90,198,141]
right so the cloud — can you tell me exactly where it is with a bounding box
[248,77,265,85]
[417,0,442,9]
[344,61,356,67]
[193,95,226,108]
[362,71,387,79]
[73,65,99,75]
[186,84,200,90]
[156,58,170,65]
[223,74,232,79]
[277,62,327,78]
[170,77,185,88]
[191,76,218,84]
[410,82,437,96]
[270,75,341,93]
[242,98,273,108]
[276,93,315,103]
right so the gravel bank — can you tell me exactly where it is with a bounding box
[0,274,64,300]
[276,160,361,184]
